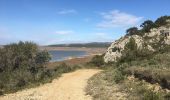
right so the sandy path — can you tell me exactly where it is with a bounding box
[0,69,101,100]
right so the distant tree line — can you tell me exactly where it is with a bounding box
[48,42,111,48]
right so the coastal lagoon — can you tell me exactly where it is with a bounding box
[49,50,87,62]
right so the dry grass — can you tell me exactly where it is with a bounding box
[120,76,165,100]
[86,67,170,100]
[124,67,170,89]
[85,70,128,100]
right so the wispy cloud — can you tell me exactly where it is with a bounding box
[57,9,77,15]
[55,30,74,35]
[97,10,143,28]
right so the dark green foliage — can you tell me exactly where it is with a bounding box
[56,63,72,73]
[126,27,141,36]
[0,41,37,72]
[140,20,156,33]
[17,78,26,87]
[124,66,170,89]
[124,16,170,37]
[0,41,52,94]
[155,15,170,27]
[90,54,105,67]
[113,69,124,83]
[119,37,154,64]
[0,41,82,94]
[124,37,138,51]
[112,47,120,52]
[137,43,153,59]
[143,89,162,100]
[35,51,51,65]
[120,37,138,62]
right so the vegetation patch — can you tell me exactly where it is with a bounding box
[86,68,128,100]
[0,41,83,95]
[124,67,170,89]
[86,66,170,100]
[88,54,105,67]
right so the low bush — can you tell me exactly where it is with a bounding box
[89,54,105,67]
[86,69,128,100]
[124,67,170,89]
[0,41,83,94]
[113,69,124,83]
[122,77,165,100]
[143,90,162,100]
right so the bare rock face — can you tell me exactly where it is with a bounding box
[104,26,170,63]
[104,35,144,63]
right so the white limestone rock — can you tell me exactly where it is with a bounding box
[104,26,170,63]
[104,35,144,63]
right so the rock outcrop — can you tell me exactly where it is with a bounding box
[104,25,170,63]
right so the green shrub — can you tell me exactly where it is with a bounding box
[140,20,156,33]
[56,63,72,73]
[144,90,162,100]
[52,63,81,77]
[155,15,170,27]
[113,69,124,83]
[120,37,138,63]
[90,54,105,67]
[124,67,170,89]
[16,78,26,87]
[0,41,52,94]
[126,27,142,36]
[35,51,51,65]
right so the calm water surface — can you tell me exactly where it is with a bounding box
[49,50,87,62]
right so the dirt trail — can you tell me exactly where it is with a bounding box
[0,69,101,100]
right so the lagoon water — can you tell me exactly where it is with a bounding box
[49,50,87,62]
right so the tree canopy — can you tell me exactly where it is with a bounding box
[125,15,170,36]
[140,20,155,33]
[126,27,139,36]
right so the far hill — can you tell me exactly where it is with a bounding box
[48,42,112,48]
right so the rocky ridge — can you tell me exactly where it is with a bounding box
[104,20,170,63]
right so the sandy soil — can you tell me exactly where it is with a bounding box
[0,69,101,100]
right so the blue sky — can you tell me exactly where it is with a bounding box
[0,0,170,45]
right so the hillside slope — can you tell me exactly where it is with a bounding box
[104,17,170,62]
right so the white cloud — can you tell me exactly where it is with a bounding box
[55,30,74,35]
[57,9,77,15]
[97,10,143,28]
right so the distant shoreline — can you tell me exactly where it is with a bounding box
[43,47,106,68]
[47,55,94,68]
[47,52,103,69]
[40,46,107,55]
